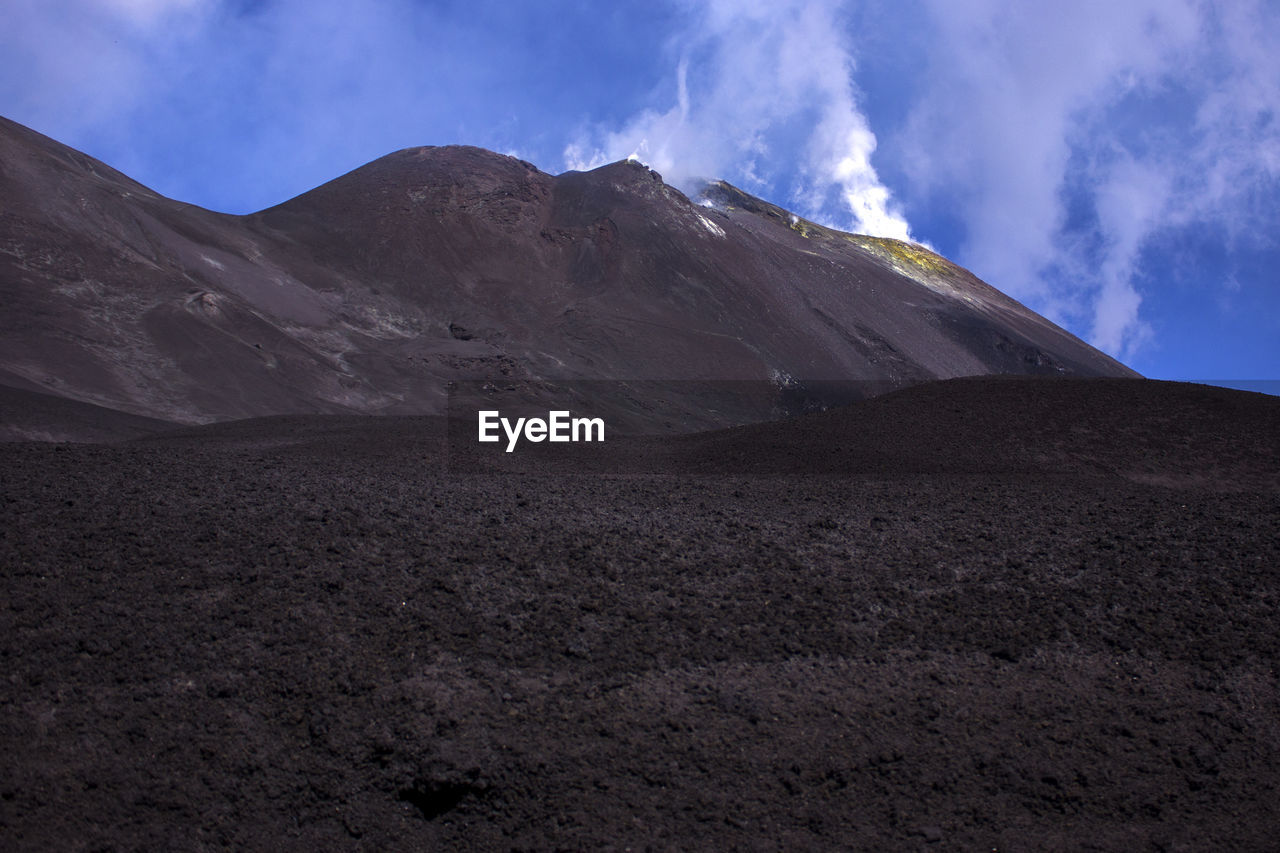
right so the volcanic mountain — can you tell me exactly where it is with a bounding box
[7,117,1280,850]
[1,115,1134,433]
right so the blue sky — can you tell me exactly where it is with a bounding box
[3,0,1277,383]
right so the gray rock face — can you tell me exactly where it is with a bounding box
[0,116,1135,429]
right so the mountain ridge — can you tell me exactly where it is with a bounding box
[1,116,1135,431]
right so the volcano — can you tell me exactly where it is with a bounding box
[6,116,1276,851]
[1,115,1132,435]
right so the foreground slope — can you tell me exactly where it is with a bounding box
[2,378,1277,850]
[1,116,1133,430]
[0,384,178,443]
[668,376,1280,489]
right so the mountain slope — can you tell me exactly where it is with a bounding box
[0,116,1135,429]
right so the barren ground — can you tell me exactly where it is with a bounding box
[3,379,1278,850]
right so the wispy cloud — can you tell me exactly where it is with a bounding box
[898,0,1280,361]
[96,0,210,28]
[2,0,596,213]
[563,0,914,241]
[3,0,424,209]
[0,0,189,132]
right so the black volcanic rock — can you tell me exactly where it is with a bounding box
[1,116,1134,431]
[2,377,1277,849]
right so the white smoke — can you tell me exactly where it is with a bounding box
[563,0,914,241]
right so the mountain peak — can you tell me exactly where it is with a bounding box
[0,117,1135,427]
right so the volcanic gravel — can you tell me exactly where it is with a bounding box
[3,379,1279,850]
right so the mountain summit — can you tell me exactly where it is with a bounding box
[0,116,1134,429]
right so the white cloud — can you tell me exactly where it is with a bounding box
[1,0,494,211]
[899,0,1280,361]
[1,0,214,158]
[1090,156,1170,354]
[562,0,914,241]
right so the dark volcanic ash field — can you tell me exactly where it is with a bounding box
[3,377,1279,850]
